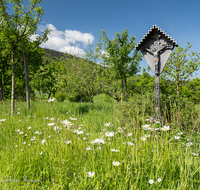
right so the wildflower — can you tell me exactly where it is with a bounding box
[91,139,105,144]
[83,137,87,140]
[161,126,170,131]
[40,152,43,155]
[142,125,151,130]
[34,131,39,134]
[174,136,180,140]
[85,133,90,136]
[112,161,120,166]
[73,125,77,129]
[28,144,30,146]
[76,130,84,135]
[0,119,6,122]
[86,146,91,150]
[17,112,20,114]
[16,129,20,132]
[23,142,26,144]
[43,117,49,119]
[105,132,115,137]
[104,122,110,127]
[149,179,154,184]
[127,142,134,146]
[25,134,27,136]
[86,172,95,178]
[27,127,31,129]
[140,136,147,142]
[192,153,199,156]
[53,126,61,130]
[155,128,160,131]
[15,145,18,147]
[41,139,46,144]
[19,132,24,135]
[61,120,72,125]
[47,97,56,102]
[111,149,120,152]
[65,140,72,144]
[177,132,183,135]
[31,136,36,141]
[47,123,55,126]
[69,117,77,120]
[186,142,193,146]
[127,133,132,136]
[157,178,162,182]
[50,118,55,121]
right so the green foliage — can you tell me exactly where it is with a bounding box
[55,91,66,102]
[118,93,199,131]
[162,42,200,96]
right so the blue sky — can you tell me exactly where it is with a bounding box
[9,0,200,77]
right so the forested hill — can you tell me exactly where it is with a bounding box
[42,48,94,65]
[42,48,85,65]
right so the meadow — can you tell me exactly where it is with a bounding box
[0,95,199,189]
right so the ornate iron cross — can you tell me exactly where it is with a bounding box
[136,25,178,124]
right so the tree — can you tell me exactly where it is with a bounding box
[99,29,142,103]
[162,42,200,96]
[0,0,49,114]
[59,55,113,103]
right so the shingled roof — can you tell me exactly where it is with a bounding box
[135,25,178,51]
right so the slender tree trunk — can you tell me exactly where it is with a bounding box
[23,52,30,110]
[90,95,93,103]
[176,80,180,96]
[0,74,4,101]
[11,51,15,116]
[121,78,123,104]
[125,76,127,102]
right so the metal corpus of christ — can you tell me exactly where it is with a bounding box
[135,25,178,124]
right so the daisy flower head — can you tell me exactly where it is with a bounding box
[186,142,193,146]
[142,124,151,130]
[149,179,154,184]
[86,172,95,178]
[161,126,170,131]
[41,139,46,144]
[104,122,110,127]
[0,119,6,122]
[140,136,147,142]
[112,161,120,166]
[65,140,72,144]
[174,136,180,140]
[47,97,56,103]
[86,146,91,150]
[69,117,77,120]
[157,178,162,182]
[111,148,120,152]
[47,123,55,126]
[105,132,115,137]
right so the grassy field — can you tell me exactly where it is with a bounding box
[0,98,199,189]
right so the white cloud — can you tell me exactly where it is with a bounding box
[35,23,95,58]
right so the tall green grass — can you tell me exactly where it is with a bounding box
[0,97,199,189]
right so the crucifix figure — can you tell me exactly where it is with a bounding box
[143,31,173,75]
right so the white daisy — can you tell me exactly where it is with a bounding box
[149,179,154,184]
[112,161,120,166]
[86,172,95,178]
[157,178,162,182]
[47,97,56,102]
